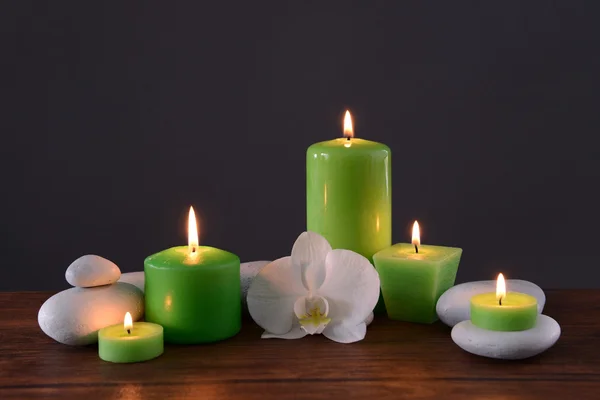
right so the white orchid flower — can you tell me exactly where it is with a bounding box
[247,231,380,344]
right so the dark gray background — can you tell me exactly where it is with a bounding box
[1,2,598,290]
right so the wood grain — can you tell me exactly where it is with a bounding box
[0,290,599,399]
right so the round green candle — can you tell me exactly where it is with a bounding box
[145,246,241,344]
[98,317,163,363]
[306,112,391,261]
[470,292,538,332]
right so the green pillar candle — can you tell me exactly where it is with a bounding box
[98,314,163,363]
[145,246,241,343]
[306,111,391,262]
[373,222,462,323]
[470,274,538,331]
[144,207,241,344]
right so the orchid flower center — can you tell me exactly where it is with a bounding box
[295,296,331,335]
[299,306,331,330]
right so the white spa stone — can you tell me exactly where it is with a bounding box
[451,314,560,360]
[65,254,121,288]
[119,271,145,292]
[241,260,270,306]
[38,282,144,345]
[436,280,545,327]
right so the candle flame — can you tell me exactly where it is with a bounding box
[411,221,420,250]
[343,110,354,139]
[188,206,199,256]
[496,273,506,304]
[124,312,133,333]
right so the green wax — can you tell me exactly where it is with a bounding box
[307,138,391,261]
[98,322,163,363]
[470,292,537,331]
[373,243,462,323]
[144,246,241,344]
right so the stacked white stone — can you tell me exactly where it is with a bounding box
[436,280,560,360]
[38,255,144,345]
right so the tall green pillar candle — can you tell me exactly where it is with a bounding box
[144,207,241,344]
[306,111,391,262]
[373,222,462,323]
[470,274,538,331]
[98,313,164,363]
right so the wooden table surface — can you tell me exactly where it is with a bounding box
[1,290,599,400]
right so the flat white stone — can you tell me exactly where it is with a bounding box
[38,282,144,345]
[436,280,545,327]
[241,261,270,306]
[451,314,560,360]
[119,271,145,292]
[65,255,121,288]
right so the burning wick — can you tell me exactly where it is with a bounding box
[124,312,133,335]
[496,273,506,307]
[411,221,420,254]
[343,110,353,140]
[188,206,199,257]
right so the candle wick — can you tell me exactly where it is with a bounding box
[499,298,502,306]
[414,244,419,254]
[127,329,131,334]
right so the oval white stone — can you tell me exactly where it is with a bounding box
[65,255,121,288]
[119,271,145,292]
[436,280,545,327]
[38,282,144,345]
[241,261,270,307]
[451,314,560,360]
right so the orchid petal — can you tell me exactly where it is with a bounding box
[291,231,331,293]
[247,256,306,335]
[261,325,307,340]
[318,249,380,326]
[364,312,374,326]
[323,322,367,344]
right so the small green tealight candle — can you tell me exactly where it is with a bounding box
[373,221,462,323]
[98,312,164,363]
[144,207,241,344]
[470,273,538,331]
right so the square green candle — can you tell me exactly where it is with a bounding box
[373,243,462,323]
